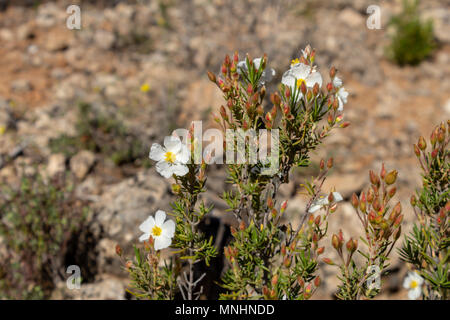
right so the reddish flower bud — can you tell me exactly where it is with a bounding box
[115,244,122,256]
[394,214,403,227]
[281,200,288,213]
[271,274,278,286]
[314,276,321,287]
[327,82,333,92]
[351,193,359,208]
[207,71,216,83]
[300,81,307,95]
[388,187,397,198]
[369,170,380,187]
[330,66,336,78]
[239,221,245,231]
[313,83,320,96]
[414,144,420,157]
[247,83,253,94]
[359,192,366,213]
[322,258,334,265]
[317,247,325,255]
[346,238,356,253]
[431,149,438,158]
[380,163,386,179]
[320,159,325,170]
[418,136,427,150]
[327,158,333,169]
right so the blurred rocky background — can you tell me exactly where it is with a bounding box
[0,0,448,299]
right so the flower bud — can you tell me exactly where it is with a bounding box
[207,71,216,83]
[367,188,374,204]
[431,149,438,158]
[313,83,320,96]
[327,157,333,169]
[393,226,401,240]
[327,82,333,92]
[340,121,350,128]
[410,195,417,206]
[430,129,437,146]
[239,221,245,231]
[414,144,420,157]
[115,244,122,256]
[380,163,386,179]
[346,238,356,253]
[247,83,253,95]
[126,260,133,269]
[359,192,366,213]
[369,170,380,187]
[300,81,307,95]
[281,243,286,256]
[351,193,359,208]
[330,66,336,78]
[314,215,321,226]
[418,136,426,150]
[320,159,325,170]
[388,186,397,198]
[322,258,334,265]
[271,274,278,286]
[317,247,325,255]
[394,214,403,227]
[314,276,321,287]
[283,256,291,268]
[332,234,340,250]
[230,226,237,236]
[297,277,304,287]
[385,170,398,185]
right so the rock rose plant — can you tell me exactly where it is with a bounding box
[117,45,449,300]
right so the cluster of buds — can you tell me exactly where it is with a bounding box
[210,52,268,131]
[329,229,358,267]
[350,164,402,244]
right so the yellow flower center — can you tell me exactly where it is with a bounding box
[410,280,418,289]
[296,78,306,88]
[291,58,300,66]
[151,225,162,237]
[164,151,176,163]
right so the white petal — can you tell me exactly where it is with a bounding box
[332,192,343,202]
[149,143,165,162]
[333,76,343,87]
[408,288,421,300]
[155,210,166,226]
[253,57,262,69]
[139,216,155,233]
[308,204,321,213]
[154,235,172,250]
[139,233,150,242]
[176,144,190,164]
[156,160,173,178]
[237,60,247,74]
[281,70,296,88]
[305,71,323,88]
[164,136,181,153]
[290,63,311,80]
[171,164,189,177]
[162,219,176,238]
[403,276,412,289]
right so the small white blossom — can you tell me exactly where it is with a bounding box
[237,57,276,85]
[149,135,189,179]
[333,76,348,112]
[281,63,322,101]
[308,192,343,213]
[403,271,423,300]
[139,210,175,250]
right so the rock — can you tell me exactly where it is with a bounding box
[43,29,72,52]
[94,30,116,50]
[47,153,66,177]
[11,79,33,92]
[70,151,96,180]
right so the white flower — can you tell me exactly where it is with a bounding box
[281,63,322,101]
[149,135,189,179]
[403,271,423,300]
[139,210,176,250]
[333,76,348,112]
[308,192,343,213]
[237,57,276,85]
